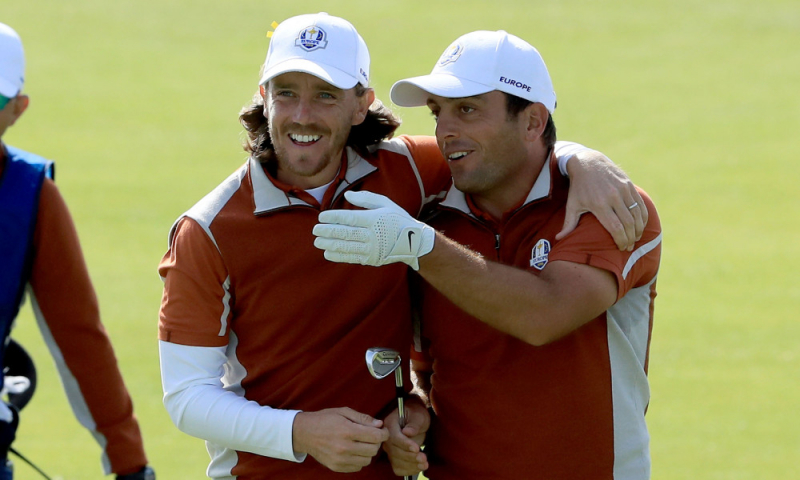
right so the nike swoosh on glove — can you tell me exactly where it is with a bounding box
[313,191,435,271]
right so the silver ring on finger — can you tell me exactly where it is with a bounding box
[627,201,639,210]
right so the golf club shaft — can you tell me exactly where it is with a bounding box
[9,447,53,480]
[394,367,412,480]
[394,366,405,427]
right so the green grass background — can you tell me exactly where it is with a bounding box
[3,0,799,478]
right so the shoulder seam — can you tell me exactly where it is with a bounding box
[375,138,426,216]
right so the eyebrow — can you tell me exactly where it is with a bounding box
[321,85,345,94]
[270,81,296,90]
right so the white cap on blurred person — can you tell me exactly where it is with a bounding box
[0,22,25,98]
[259,12,369,89]
[390,30,556,112]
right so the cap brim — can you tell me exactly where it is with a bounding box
[260,58,358,90]
[390,73,494,107]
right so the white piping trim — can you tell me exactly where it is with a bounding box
[375,139,427,216]
[623,233,663,280]
[218,276,232,336]
[29,289,112,474]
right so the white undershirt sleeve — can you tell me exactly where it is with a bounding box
[159,340,305,463]
[553,141,592,177]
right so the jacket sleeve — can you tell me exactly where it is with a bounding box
[158,216,304,461]
[27,179,147,476]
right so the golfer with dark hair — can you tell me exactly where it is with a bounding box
[314,29,662,480]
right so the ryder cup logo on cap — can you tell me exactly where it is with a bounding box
[259,12,370,90]
[390,30,556,113]
[296,26,328,51]
[0,22,25,98]
[437,43,463,67]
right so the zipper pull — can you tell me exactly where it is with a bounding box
[495,234,501,251]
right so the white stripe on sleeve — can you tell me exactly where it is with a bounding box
[30,288,111,474]
[622,233,663,280]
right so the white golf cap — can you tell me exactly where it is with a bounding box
[259,12,369,90]
[0,22,25,98]
[391,30,556,113]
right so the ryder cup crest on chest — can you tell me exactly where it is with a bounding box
[529,239,551,270]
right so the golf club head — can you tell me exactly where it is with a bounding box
[365,348,401,379]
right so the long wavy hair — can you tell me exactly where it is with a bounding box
[239,84,401,167]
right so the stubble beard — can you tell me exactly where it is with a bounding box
[269,122,348,182]
[452,134,529,199]
[452,158,505,196]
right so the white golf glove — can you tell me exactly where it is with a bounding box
[313,191,435,271]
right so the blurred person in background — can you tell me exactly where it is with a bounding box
[0,22,154,480]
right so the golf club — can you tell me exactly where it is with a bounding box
[365,347,411,480]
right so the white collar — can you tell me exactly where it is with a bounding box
[439,156,553,215]
[250,147,378,214]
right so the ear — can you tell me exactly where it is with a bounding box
[259,85,270,116]
[352,88,375,126]
[523,102,549,142]
[7,95,30,127]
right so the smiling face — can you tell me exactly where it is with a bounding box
[264,72,372,189]
[427,90,547,215]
